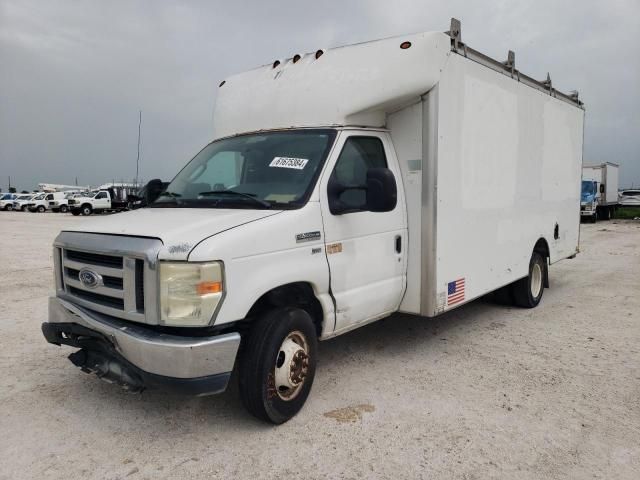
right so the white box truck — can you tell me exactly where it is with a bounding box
[42,19,584,423]
[581,163,619,221]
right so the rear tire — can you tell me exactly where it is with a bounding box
[238,307,317,424]
[21,206,27,212]
[512,252,546,308]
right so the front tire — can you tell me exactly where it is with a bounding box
[5,205,13,211]
[238,307,317,424]
[37,205,45,213]
[512,252,546,308]
[81,205,92,216]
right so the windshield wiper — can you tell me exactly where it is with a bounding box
[198,190,271,208]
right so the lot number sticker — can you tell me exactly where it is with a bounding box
[269,157,309,170]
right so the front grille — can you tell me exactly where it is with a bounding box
[135,259,145,312]
[54,233,161,325]
[68,286,125,310]
[65,267,123,290]
[66,249,123,268]
[59,246,146,321]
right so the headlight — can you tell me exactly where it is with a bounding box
[159,262,224,326]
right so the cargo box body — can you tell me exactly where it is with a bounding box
[582,163,619,206]
[390,53,584,316]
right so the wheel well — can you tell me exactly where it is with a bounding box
[533,238,550,287]
[82,203,92,209]
[246,282,324,337]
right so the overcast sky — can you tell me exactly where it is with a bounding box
[1,0,639,191]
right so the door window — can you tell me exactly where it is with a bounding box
[330,136,387,212]
[95,192,107,199]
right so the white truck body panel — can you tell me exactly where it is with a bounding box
[213,32,450,140]
[583,163,619,206]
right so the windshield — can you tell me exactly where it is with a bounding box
[152,129,336,209]
[581,180,595,196]
[621,190,640,196]
[33,194,45,200]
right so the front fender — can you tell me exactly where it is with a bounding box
[187,203,334,334]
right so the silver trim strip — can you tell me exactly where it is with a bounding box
[62,258,124,278]
[64,276,125,299]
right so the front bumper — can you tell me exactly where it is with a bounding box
[43,297,241,395]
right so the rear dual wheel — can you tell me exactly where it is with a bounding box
[512,252,546,308]
[239,307,317,424]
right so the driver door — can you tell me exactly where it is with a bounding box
[319,131,407,334]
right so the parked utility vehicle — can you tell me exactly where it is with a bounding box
[27,192,67,213]
[11,194,35,211]
[42,20,584,424]
[581,163,619,221]
[68,188,128,216]
[0,193,17,211]
[619,189,640,207]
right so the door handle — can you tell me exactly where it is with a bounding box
[395,235,402,253]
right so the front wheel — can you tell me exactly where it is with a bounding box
[238,307,317,424]
[37,205,45,213]
[5,205,13,211]
[81,205,92,216]
[512,252,546,308]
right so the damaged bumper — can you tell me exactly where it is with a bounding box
[42,297,241,395]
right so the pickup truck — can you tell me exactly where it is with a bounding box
[42,19,584,423]
[68,188,128,216]
[11,194,36,211]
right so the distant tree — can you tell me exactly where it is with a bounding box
[9,187,16,193]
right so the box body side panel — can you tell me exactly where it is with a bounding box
[428,54,584,314]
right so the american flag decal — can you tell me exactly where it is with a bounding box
[447,278,466,306]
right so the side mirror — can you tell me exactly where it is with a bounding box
[366,168,397,212]
[327,168,397,215]
[145,179,165,204]
[599,184,605,193]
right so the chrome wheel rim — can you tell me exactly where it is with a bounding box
[272,331,309,401]
[531,263,543,298]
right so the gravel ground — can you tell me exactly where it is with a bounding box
[1,212,639,480]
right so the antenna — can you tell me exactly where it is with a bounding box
[136,110,142,188]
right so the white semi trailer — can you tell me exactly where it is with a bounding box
[42,19,584,423]
[581,163,619,221]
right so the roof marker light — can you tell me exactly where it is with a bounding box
[219,80,226,87]
[400,41,411,49]
[292,54,301,63]
[315,49,324,59]
[273,60,281,68]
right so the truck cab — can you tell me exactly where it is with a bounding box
[581,180,598,223]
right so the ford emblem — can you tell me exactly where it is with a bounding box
[78,268,102,289]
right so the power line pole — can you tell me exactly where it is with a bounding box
[136,110,142,188]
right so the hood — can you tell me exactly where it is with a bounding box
[63,207,282,259]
